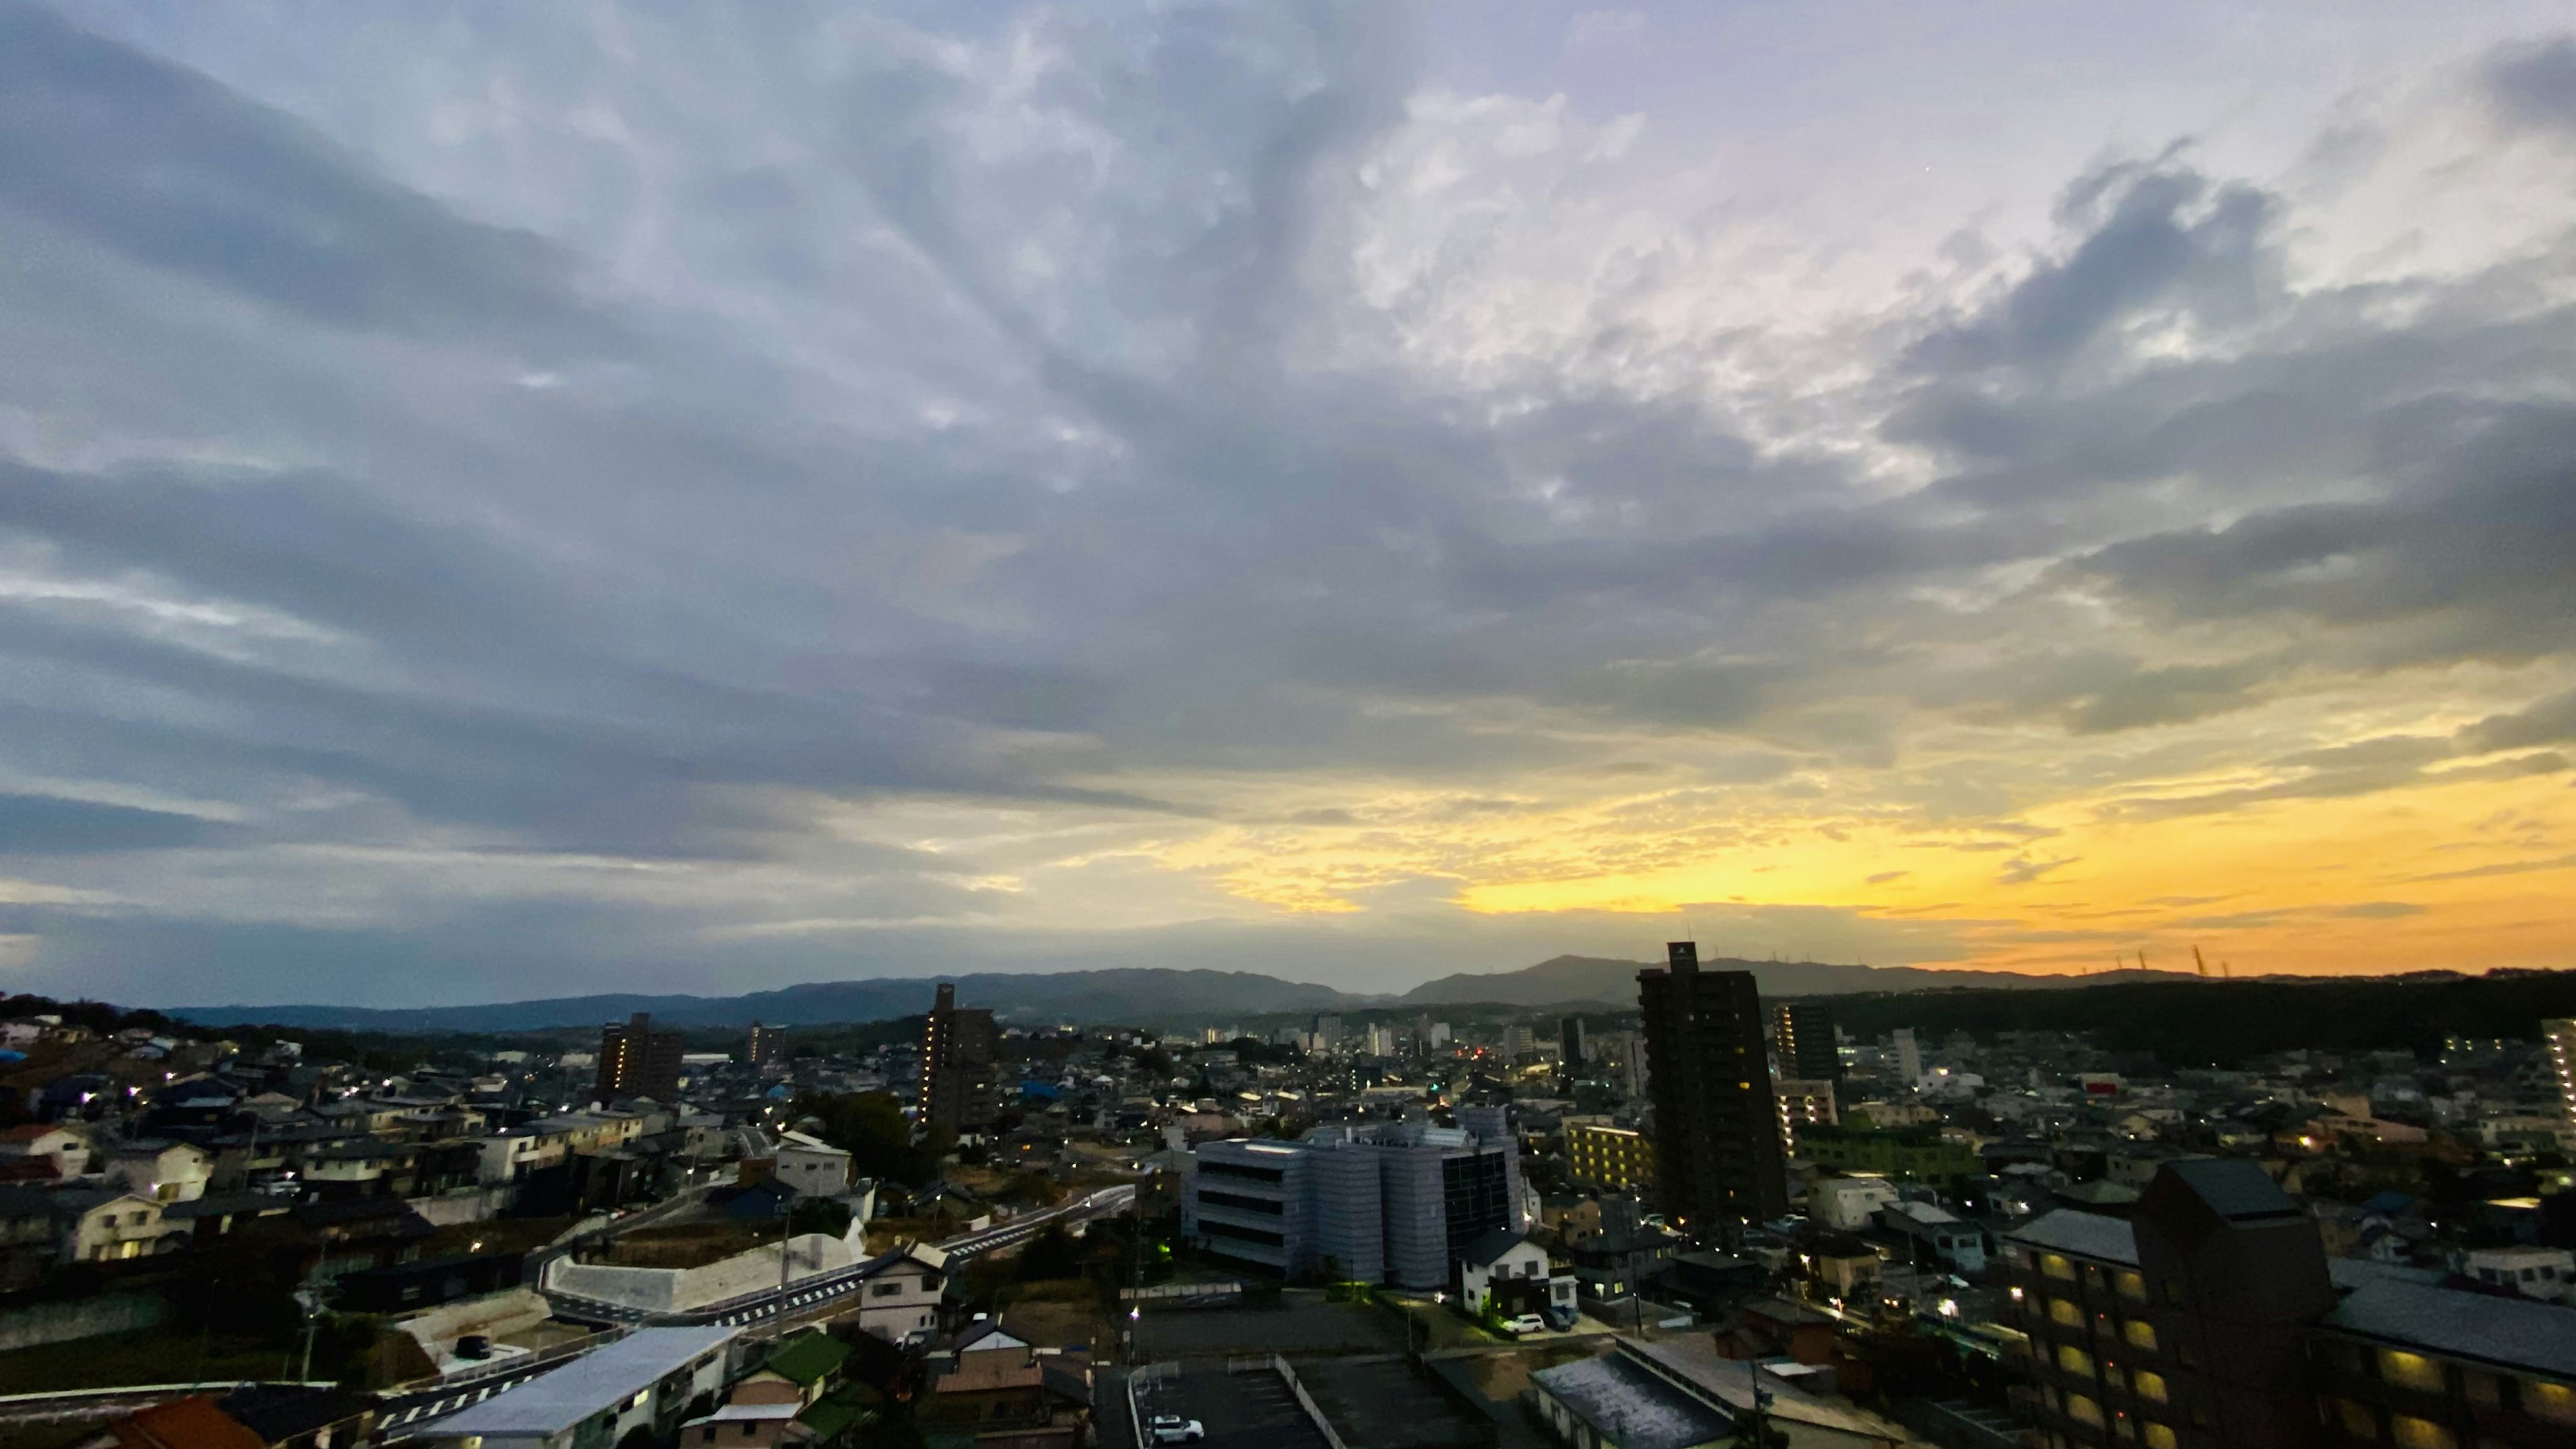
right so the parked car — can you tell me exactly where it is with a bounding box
[1146,1415,1205,1444]
[1503,1313,1548,1337]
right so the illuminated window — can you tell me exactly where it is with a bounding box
[2390,1415,2455,1449]
[2333,1398,2378,1438]
[2043,1253,2076,1281]
[2124,1320,2157,1351]
[2116,1271,2147,1301]
[2141,1423,2176,1449]
[2066,1394,2103,1426]
[2057,1345,2094,1376]
[2530,1381,2576,1424]
[2134,1371,2168,1404]
[2377,1350,2444,1392]
[2050,1298,2083,1327]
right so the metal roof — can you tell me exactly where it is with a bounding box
[2320,1280,2576,1379]
[2003,1209,2138,1266]
[425,1327,736,1438]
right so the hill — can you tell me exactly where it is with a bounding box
[1396,954,2196,1006]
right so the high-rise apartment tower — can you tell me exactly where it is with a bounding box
[918,982,998,1139]
[1770,1001,1841,1084]
[596,1012,684,1102]
[1637,941,1790,1233]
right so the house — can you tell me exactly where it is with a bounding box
[917,1344,1089,1449]
[0,1123,91,1181]
[1807,1234,1882,1303]
[733,1332,851,1409]
[1809,1176,1898,1231]
[773,1133,854,1199]
[104,1140,213,1203]
[847,1242,949,1344]
[1875,1199,1988,1273]
[1457,1229,1556,1315]
[422,1326,737,1449]
[56,1189,187,1263]
[1713,1296,1842,1370]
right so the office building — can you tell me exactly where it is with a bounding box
[1566,1123,1656,1193]
[1612,1028,1650,1098]
[1366,1022,1397,1058]
[1181,1119,1519,1288]
[596,1013,684,1102]
[918,983,999,1139]
[1636,941,1790,1232]
[1560,1016,1588,1067]
[1771,1002,1841,1084]
[1313,1014,1344,1053]
[747,1020,789,1072]
[1455,1104,1528,1234]
[1428,1022,1452,1048]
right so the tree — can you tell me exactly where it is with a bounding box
[1014,1222,1085,1282]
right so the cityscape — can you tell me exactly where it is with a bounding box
[3,4,2576,1449]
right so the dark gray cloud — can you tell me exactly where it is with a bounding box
[2484,37,2576,135]
[0,794,214,853]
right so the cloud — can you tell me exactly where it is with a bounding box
[1,5,2573,1003]
[2483,37,2576,135]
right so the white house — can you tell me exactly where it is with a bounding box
[0,1124,91,1181]
[850,1242,949,1344]
[1808,1175,1898,1231]
[425,1326,737,1449]
[104,1140,211,1204]
[773,1131,853,1198]
[1457,1229,1574,1320]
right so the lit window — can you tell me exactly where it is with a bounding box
[2134,1371,2167,1403]
[2042,1254,2076,1281]
[2390,1415,2455,1449]
[2066,1394,2103,1426]
[2124,1320,2157,1350]
[2141,1422,2176,1449]
[2057,1345,2094,1376]
[2377,1350,2443,1392]
[2050,1299,2083,1327]
[2116,1271,2147,1300]
[2529,1381,2576,1424]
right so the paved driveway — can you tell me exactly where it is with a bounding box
[1130,1363,1332,1449]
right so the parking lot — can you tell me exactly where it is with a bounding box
[1297,1356,1489,1449]
[1130,1362,1334,1449]
[1133,1295,1406,1359]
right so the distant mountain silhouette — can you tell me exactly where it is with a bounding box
[176,956,2195,1032]
[1397,953,2195,1006]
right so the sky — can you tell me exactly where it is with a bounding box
[2,1,2574,1008]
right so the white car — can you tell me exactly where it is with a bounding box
[1503,1313,1548,1337]
[1146,1414,1205,1444]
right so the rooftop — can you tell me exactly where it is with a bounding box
[1530,1352,1733,1449]
[2321,1280,2576,1379]
[2004,1209,2139,1267]
[428,1327,736,1437]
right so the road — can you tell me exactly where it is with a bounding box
[375,1183,1136,1440]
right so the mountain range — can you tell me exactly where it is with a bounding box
[172,953,2196,1032]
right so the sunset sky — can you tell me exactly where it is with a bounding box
[3,2,2573,1006]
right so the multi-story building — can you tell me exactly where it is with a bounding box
[1998,1157,2576,1449]
[1182,1120,1519,1288]
[747,1020,790,1073]
[596,1012,684,1102]
[919,983,998,1139]
[1637,941,1790,1234]
[1776,1077,1839,1154]
[2546,1018,2576,1137]
[1771,1002,1841,1085]
[1560,1017,1588,1067]
[1566,1123,1656,1193]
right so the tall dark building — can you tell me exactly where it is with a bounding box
[596,1012,683,1102]
[1559,1016,1587,1067]
[1636,941,1790,1233]
[747,1020,788,1072]
[918,982,998,1140]
[1770,1001,1841,1084]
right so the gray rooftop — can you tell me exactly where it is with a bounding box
[2320,1280,2576,1379]
[427,1327,736,1438]
[1530,1353,1732,1449]
[2004,1209,2139,1266]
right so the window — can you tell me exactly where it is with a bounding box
[2529,1381,2576,1424]
[2141,1422,2176,1449]
[2116,1271,2147,1301]
[2332,1398,2377,1438]
[2042,1253,2076,1281]
[2377,1350,2444,1392]
[2066,1394,2103,1427]
[2124,1320,2157,1351]
[2134,1371,2167,1404]
[2389,1415,2454,1449]
[2057,1345,2094,1376]
[871,1281,904,1298]
[2050,1298,2084,1327]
